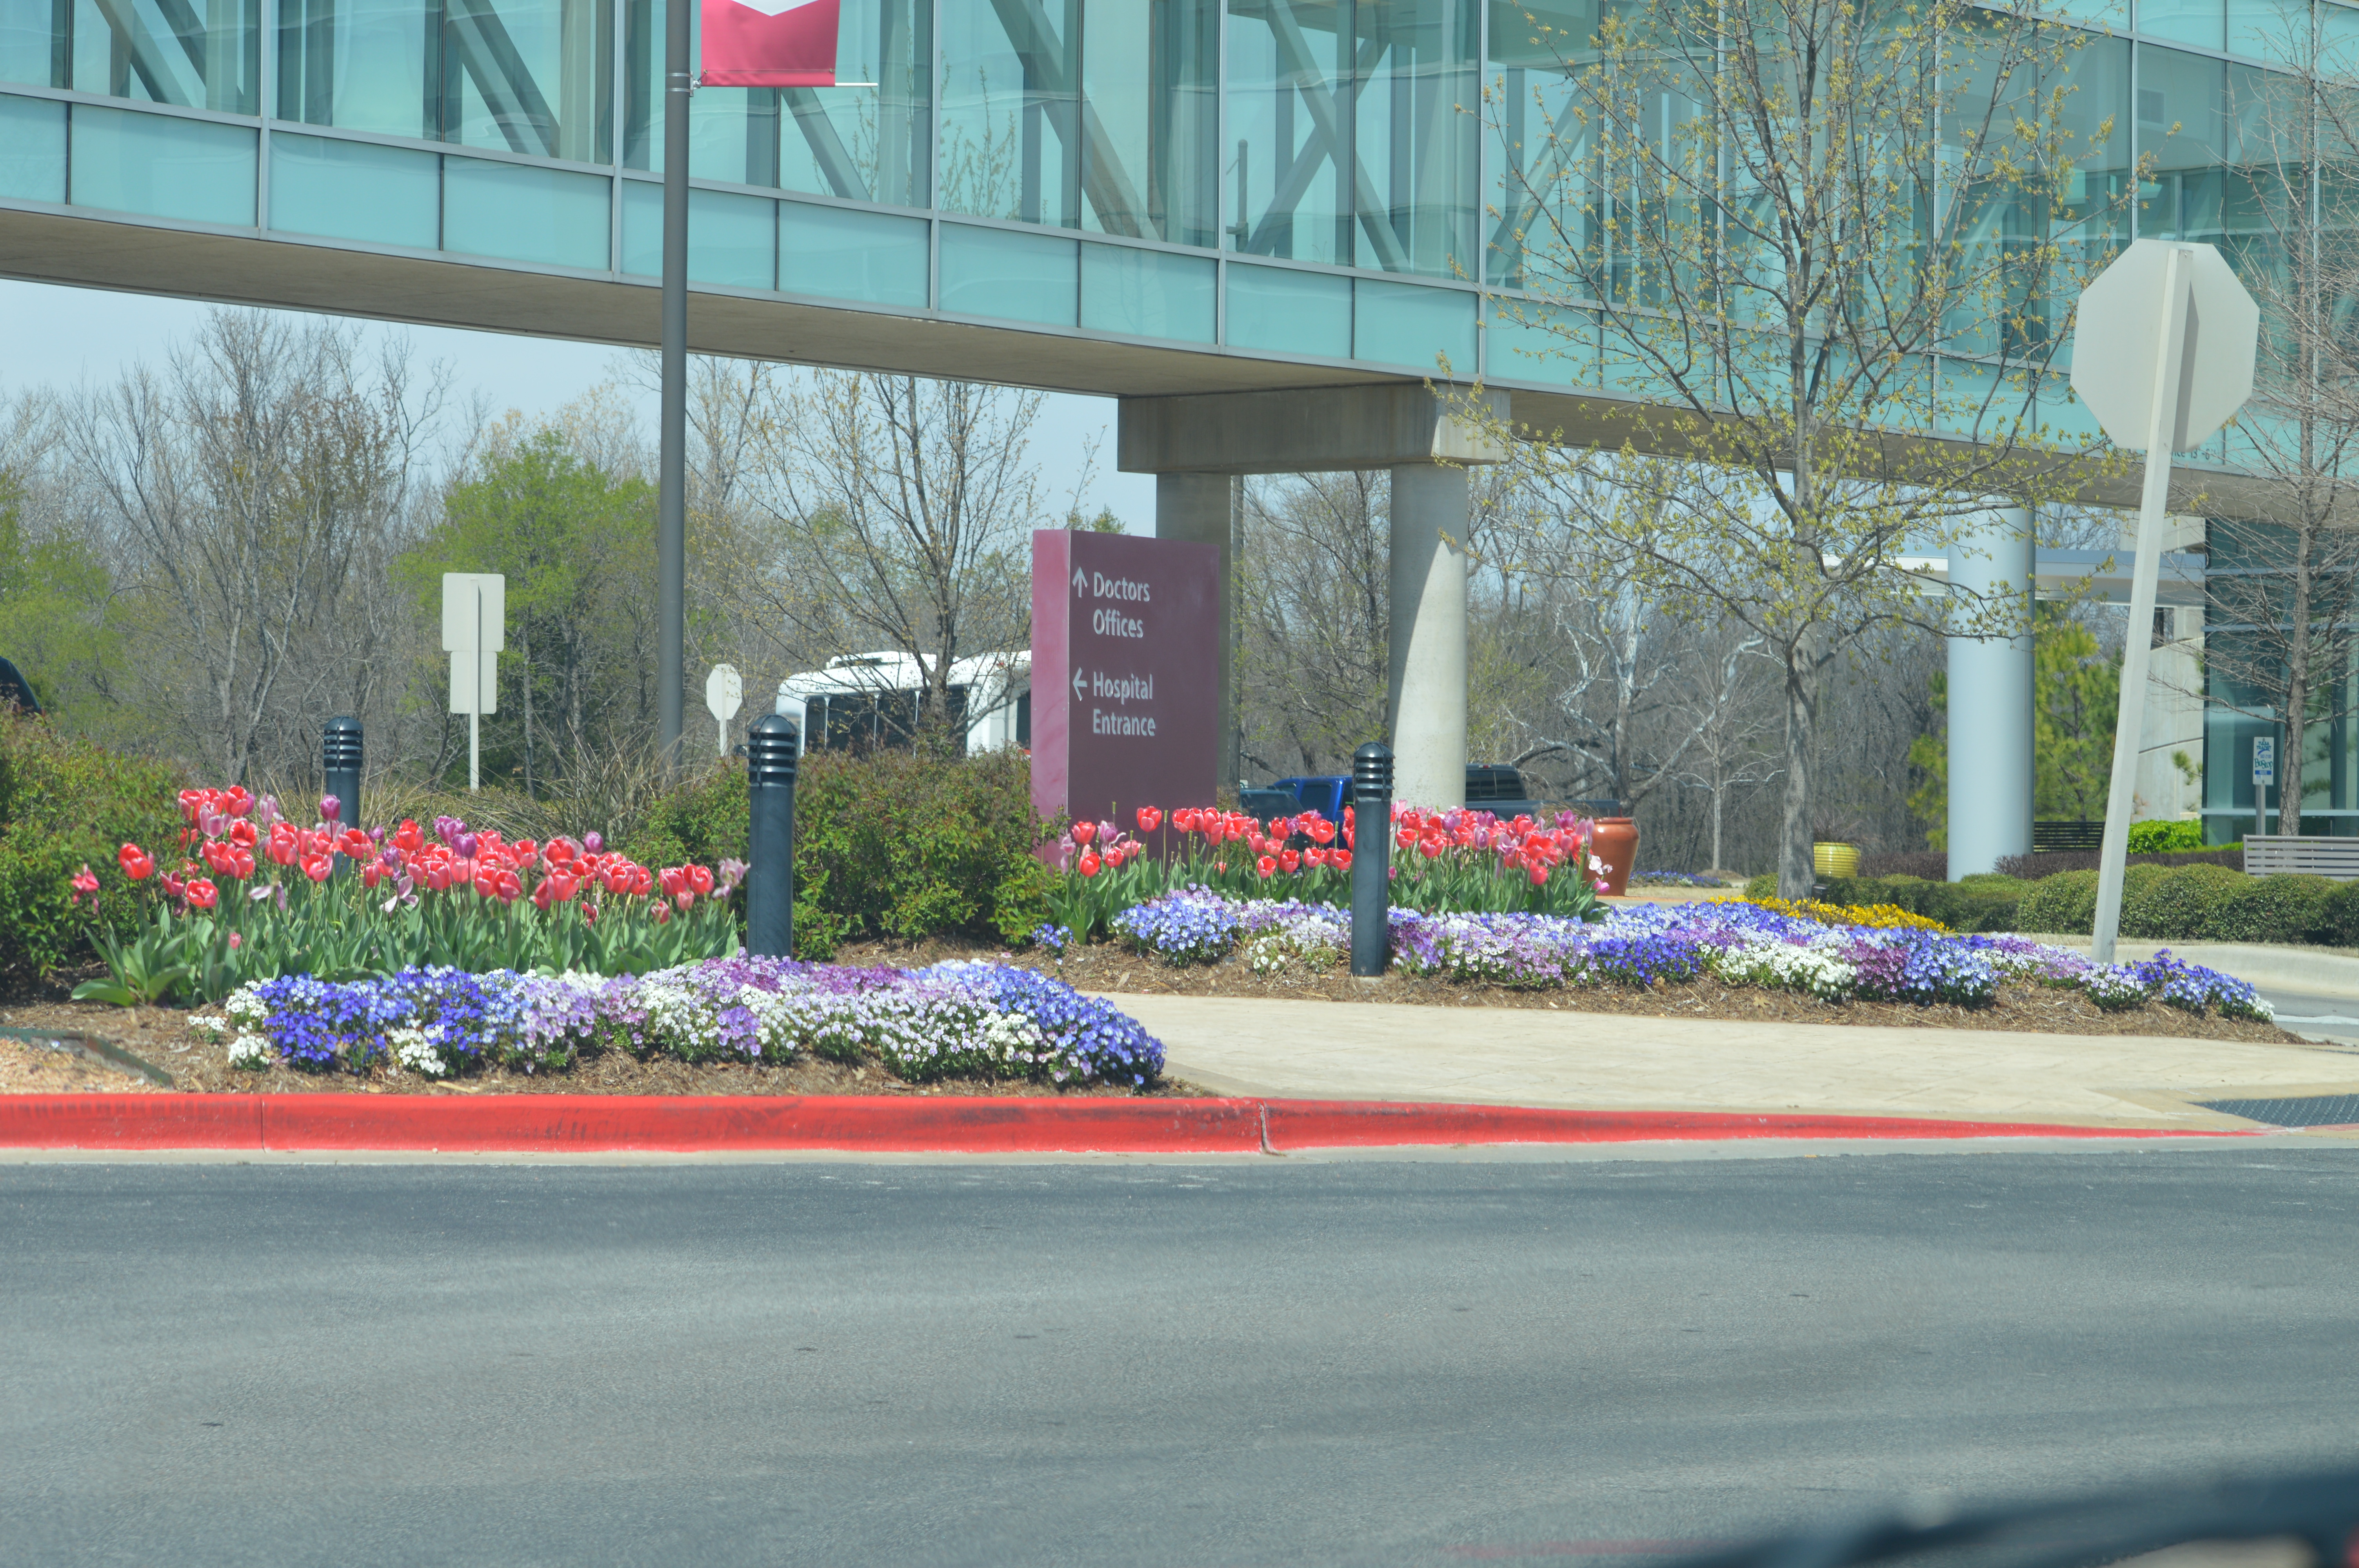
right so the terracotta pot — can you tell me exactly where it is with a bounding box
[1811,842,1860,879]
[1590,817,1639,896]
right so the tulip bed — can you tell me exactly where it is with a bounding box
[194,954,1165,1087]
[1041,803,1610,942]
[73,787,743,1005]
[1103,891,2277,1020]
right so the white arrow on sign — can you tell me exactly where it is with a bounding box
[1072,666,1086,701]
[705,664,744,755]
[2075,241,2259,961]
[1071,566,1087,597]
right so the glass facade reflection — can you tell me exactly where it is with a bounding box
[0,0,2354,367]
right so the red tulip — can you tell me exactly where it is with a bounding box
[339,829,372,859]
[1136,806,1163,833]
[302,856,333,882]
[1394,827,1418,851]
[1071,820,1096,846]
[1333,849,1352,872]
[71,866,100,898]
[533,877,556,911]
[687,865,714,896]
[186,878,220,910]
[1256,854,1277,878]
[1278,848,1301,873]
[362,863,383,889]
[1174,808,1200,833]
[392,820,424,855]
[660,867,688,898]
[631,865,653,897]
[552,872,578,901]
[1307,817,1336,845]
[1078,852,1102,877]
[118,844,155,881]
[178,789,206,824]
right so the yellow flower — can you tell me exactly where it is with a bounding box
[1738,894,1951,935]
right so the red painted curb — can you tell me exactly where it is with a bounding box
[0,1093,2245,1152]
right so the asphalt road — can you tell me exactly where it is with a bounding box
[2254,986,2359,1038]
[6,1151,2359,1568]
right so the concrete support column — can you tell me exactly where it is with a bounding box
[1388,463,1469,810]
[1946,506,2034,880]
[1155,471,1238,794]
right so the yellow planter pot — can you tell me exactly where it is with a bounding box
[1812,842,1860,878]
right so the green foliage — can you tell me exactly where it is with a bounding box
[0,715,183,985]
[1745,872,1777,900]
[625,749,1047,960]
[2126,819,2206,853]
[1812,874,2029,933]
[2016,862,2335,944]
[400,426,658,792]
[1910,608,2122,849]
[0,474,131,734]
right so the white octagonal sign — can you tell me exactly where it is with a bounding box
[2069,239,2258,453]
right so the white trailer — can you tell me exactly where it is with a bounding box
[774,650,1031,757]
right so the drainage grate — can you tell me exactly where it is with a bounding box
[2197,1093,2359,1128]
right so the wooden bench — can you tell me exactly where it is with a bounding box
[2244,835,2359,880]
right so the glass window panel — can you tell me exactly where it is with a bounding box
[2137,45,2229,238]
[1225,259,1350,355]
[1225,0,1349,267]
[938,0,1078,224]
[432,0,609,161]
[38,0,259,110]
[442,153,607,266]
[1486,301,1594,387]
[1078,0,1219,246]
[938,221,1078,323]
[274,0,431,137]
[2137,0,2223,48]
[2226,0,2304,60]
[623,0,929,206]
[2043,0,2128,31]
[779,198,928,305]
[0,0,62,86]
[1079,241,1214,339]
[1350,0,1476,274]
[1353,276,1474,369]
[620,179,776,284]
[1484,0,1598,290]
[269,130,437,246]
[69,102,254,222]
[2325,2,2359,78]
[0,93,65,201]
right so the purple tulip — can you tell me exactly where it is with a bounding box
[454,831,478,859]
[583,831,604,855]
[319,794,341,823]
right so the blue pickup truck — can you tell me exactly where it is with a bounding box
[1240,765,1576,822]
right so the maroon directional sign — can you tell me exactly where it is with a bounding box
[1031,529,1220,835]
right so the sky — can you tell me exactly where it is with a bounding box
[0,277,1154,526]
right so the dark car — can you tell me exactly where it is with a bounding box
[1240,764,1563,822]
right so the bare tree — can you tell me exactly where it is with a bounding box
[56,310,446,783]
[1670,623,1782,873]
[746,371,1045,747]
[1479,0,2130,892]
[1234,472,1392,779]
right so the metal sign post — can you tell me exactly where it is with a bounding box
[2071,241,2259,962]
[2253,735,2276,840]
[441,573,506,793]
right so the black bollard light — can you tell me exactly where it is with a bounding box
[1350,741,1393,978]
[745,712,799,958]
[322,715,362,874]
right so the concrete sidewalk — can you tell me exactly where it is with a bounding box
[1107,992,2359,1130]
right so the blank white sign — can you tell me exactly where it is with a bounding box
[441,573,507,653]
[450,648,499,716]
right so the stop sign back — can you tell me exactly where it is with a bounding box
[2069,239,2258,453]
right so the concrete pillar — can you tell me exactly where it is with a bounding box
[1388,463,1469,810]
[1946,506,2034,880]
[1155,471,1238,794]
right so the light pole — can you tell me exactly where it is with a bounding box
[657,0,689,771]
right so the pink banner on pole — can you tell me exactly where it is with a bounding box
[700,0,838,87]
[1031,530,1220,838]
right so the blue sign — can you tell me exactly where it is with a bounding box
[2253,736,2275,785]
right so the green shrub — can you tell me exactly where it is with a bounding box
[1813,874,2030,933]
[623,748,1046,960]
[2214,873,2335,944]
[0,715,183,984]
[2126,819,2207,853]
[2321,880,2359,947]
[2017,867,2102,933]
[1744,872,1777,900]
[2119,862,2241,939]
